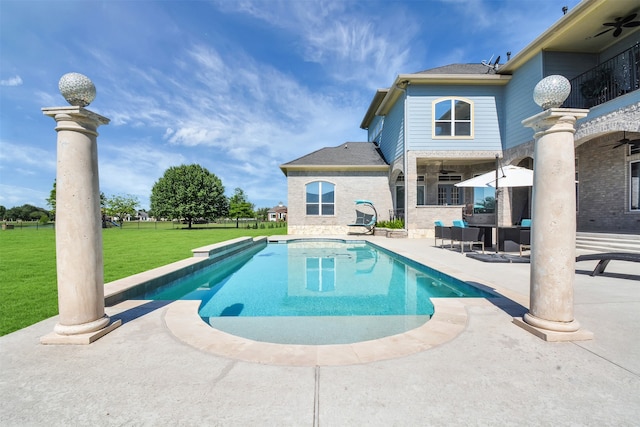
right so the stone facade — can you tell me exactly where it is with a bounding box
[575,137,640,232]
[286,170,393,235]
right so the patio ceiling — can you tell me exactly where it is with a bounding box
[501,0,640,72]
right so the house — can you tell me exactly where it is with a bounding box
[268,202,288,222]
[280,142,392,234]
[281,0,640,237]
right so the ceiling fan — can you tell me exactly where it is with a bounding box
[438,162,456,174]
[610,131,640,149]
[592,13,640,38]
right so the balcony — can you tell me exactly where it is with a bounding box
[564,43,639,109]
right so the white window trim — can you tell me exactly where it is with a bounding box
[305,181,335,216]
[432,97,474,140]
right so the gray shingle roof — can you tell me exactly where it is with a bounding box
[414,63,495,75]
[281,142,388,167]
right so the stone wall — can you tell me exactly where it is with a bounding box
[575,134,640,232]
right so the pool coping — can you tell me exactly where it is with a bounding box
[104,235,525,367]
[157,297,496,366]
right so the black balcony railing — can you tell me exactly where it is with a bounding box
[564,43,639,109]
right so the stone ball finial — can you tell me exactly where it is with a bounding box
[58,72,96,107]
[533,75,571,110]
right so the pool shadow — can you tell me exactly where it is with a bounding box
[108,300,174,325]
[465,281,528,318]
[220,303,245,316]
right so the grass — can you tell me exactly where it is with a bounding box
[0,223,287,336]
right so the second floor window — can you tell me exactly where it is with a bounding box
[306,181,335,215]
[434,98,473,138]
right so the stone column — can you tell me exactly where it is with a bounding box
[41,74,121,344]
[514,75,592,341]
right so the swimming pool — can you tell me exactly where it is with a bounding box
[138,239,491,344]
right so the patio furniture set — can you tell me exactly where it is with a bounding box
[434,219,531,255]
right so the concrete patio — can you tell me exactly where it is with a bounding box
[1,236,639,426]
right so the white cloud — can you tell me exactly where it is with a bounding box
[212,0,418,88]
[0,141,56,172]
[98,141,188,209]
[0,75,23,86]
[0,184,49,208]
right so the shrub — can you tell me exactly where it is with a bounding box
[376,219,404,229]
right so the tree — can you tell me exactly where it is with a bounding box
[150,164,228,229]
[104,194,140,224]
[46,180,56,217]
[228,187,255,228]
[255,207,269,222]
[0,205,6,220]
[5,204,49,221]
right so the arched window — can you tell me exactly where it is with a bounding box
[306,181,335,215]
[433,98,473,138]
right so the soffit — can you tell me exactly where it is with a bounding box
[500,0,640,72]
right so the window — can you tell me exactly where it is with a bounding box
[437,175,461,205]
[306,257,335,292]
[395,174,405,210]
[417,175,425,206]
[473,186,495,213]
[306,181,334,215]
[433,98,473,138]
[631,161,640,211]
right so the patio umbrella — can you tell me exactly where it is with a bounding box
[455,165,533,188]
[455,161,533,254]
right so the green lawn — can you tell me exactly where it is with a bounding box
[0,223,287,336]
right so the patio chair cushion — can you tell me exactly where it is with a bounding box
[521,219,532,227]
[434,220,444,227]
[452,220,466,228]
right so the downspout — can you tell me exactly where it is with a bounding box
[495,153,500,254]
[396,80,409,231]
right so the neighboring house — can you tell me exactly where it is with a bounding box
[281,0,640,237]
[268,202,288,222]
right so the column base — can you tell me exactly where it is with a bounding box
[41,319,122,345]
[513,317,593,342]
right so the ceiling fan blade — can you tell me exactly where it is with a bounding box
[621,13,637,24]
[613,27,623,37]
[593,28,613,37]
[623,21,640,28]
[611,139,640,149]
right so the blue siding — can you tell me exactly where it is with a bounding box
[504,53,544,148]
[367,115,383,143]
[405,85,503,152]
[377,96,404,164]
[600,36,639,62]
[578,90,640,125]
[543,51,597,80]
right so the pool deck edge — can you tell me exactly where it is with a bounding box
[160,297,479,367]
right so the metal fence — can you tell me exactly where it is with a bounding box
[564,43,639,109]
[1,220,287,231]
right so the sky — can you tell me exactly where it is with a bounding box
[0,0,582,212]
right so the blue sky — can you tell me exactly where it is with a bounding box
[0,0,581,211]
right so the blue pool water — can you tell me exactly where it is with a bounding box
[139,239,493,344]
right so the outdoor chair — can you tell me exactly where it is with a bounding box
[434,220,452,248]
[517,219,531,256]
[451,220,485,254]
[517,229,531,256]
